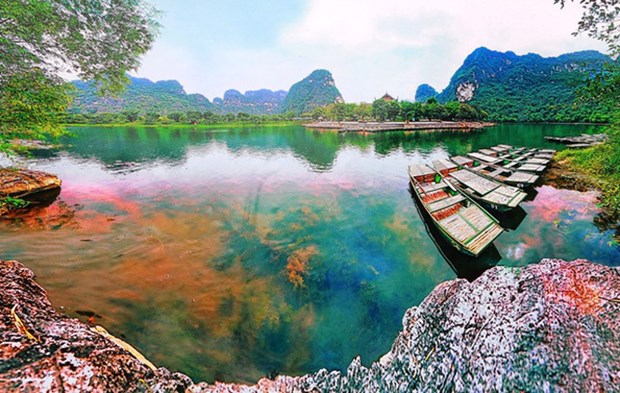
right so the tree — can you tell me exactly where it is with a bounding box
[168,112,184,122]
[0,0,159,94]
[0,69,72,151]
[0,0,159,149]
[144,112,160,124]
[122,110,140,123]
[555,0,620,56]
[372,99,390,121]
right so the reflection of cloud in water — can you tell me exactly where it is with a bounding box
[527,186,600,223]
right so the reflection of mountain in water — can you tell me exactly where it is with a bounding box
[45,124,604,174]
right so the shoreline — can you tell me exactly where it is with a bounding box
[61,121,303,129]
[303,120,495,133]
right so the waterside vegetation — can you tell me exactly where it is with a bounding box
[555,123,620,214]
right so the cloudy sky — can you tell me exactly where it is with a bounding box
[135,0,606,103]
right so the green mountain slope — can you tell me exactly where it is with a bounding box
[428,47,614,122]
[70,70,343,116]
[282,70,344,115]
[415,84,438,102]
[69,77,215,114]
[212,89,287,114]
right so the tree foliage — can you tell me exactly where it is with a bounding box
[0,69,72,151]
[555,0,620,57]
[0,0,159,94]
[0,0,159,151]
[554,0,620,214]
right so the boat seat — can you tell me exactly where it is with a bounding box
[428,194,466,213]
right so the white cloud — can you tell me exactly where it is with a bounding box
[279,0,607,101]
[134,0,608,104]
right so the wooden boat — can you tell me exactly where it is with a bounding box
[494,147,554,173]
[467,151,501,165]
[451,155,539,188]
[409,164,504,257]
[409,188,502,280]
[503,160,546,173]
[472,165,538,188]
[432,162,527,212]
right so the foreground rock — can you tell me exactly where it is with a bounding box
[0,260,192,393]
[0,168,62,216]
[1,259,619,392]
[192,258,620,392]
[0,168,62,199]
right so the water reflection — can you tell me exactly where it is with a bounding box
[491,206,528,232]
[3,124,618,384]
[38,123,604,174]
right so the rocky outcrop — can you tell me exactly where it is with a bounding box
[1,259,619,392]
[191,258,620,392]
[0,168,62,217]
[0,168,61,198]
[0,260,192,393]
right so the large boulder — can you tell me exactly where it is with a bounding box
[0,168,61,198]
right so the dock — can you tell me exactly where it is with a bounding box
[304,121,495,133]
[544,133,607,148]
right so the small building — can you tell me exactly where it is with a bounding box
[381,92,395,102]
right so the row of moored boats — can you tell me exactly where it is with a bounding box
[409,144,555,257]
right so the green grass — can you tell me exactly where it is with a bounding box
[555,125,620,214]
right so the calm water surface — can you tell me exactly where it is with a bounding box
[1,124,618,383]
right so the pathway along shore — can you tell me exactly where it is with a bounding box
[304,121,494,133]
[1,258,618,392]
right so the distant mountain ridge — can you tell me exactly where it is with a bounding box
[417,47,614,122]
[212,89,287,114]
[70,77,215,114]
[69,70,343,116]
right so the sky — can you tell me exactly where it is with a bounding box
[134,0,607,103]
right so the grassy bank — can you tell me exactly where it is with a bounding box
[555,125,620,215]
[62,120,303,129]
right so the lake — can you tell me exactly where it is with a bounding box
[1,123,618,383]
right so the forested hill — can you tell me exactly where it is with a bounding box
[417,47,615,122]
[70,77,216,114]
[282,69,344,115]
[212,89,287,114]
[69,69,343,116]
